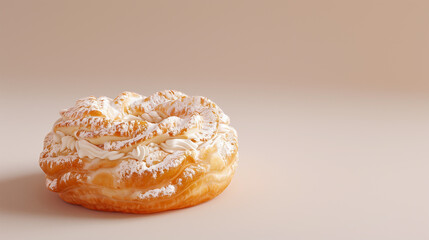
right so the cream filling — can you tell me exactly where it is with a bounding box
[53,131,125,160]
[52,123,232,161]
[129,145,150,161]
[160,139,198,153]
[77,139,125,160]
[61,136,77,152]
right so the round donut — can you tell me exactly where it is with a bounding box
[39,90,238,213]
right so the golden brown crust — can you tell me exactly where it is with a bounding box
[39,90,238,213]
[58,154,237,213]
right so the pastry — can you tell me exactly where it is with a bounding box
[39,90,239,213]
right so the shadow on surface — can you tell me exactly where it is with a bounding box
[0,173,153,219]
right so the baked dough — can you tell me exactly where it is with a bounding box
[39,90,238,213]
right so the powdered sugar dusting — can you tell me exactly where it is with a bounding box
[60,172,72,183]
[46,178,57,190]
[137,184,176,199]
[183,167,196,179]
[116,151,186,178]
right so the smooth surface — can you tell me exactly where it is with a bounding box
[0,1,428,239]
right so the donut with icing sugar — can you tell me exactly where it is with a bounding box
[39,90,239,213]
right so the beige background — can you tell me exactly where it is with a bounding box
[0,0,428,239]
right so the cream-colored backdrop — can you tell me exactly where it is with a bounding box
[0,1,428,239]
